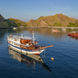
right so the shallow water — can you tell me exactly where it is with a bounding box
[0,28,78,78]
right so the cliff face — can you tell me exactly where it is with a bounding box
[26,14,78,27]
[0,14,5,22]
[26,19,48,27]
[0,14,17,28]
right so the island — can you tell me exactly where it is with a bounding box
[0,13,78,28]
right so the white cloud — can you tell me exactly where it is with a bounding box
[60,8,70,10]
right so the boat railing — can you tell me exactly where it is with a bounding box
[8,34,36,40]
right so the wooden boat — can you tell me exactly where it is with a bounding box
[7,33,53,55]
[68,32,78,39]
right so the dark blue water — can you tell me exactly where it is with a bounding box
[0,28,78,78]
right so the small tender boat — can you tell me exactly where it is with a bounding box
[52,29,60,33]
[68,32,78,39]
[7,33,53,55]
[13,27,17,30]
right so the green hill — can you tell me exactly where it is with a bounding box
[26,14,78,27]
[0,14,17,28]
[1,13,78,28]
[9,18,27,27]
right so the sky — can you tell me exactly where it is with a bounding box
[0,0,78,21]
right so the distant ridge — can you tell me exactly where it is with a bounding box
[2,13,78,27]
[26,14,78,27]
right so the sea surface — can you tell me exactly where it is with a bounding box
[0,28,78,78]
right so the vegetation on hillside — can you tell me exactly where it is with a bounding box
[0,14,17,28]
[67,23,78,27]
[26,14,78,27]
[9,18,27,26]
[0,13,78,28]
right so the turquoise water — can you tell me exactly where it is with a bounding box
[0,28,78,78]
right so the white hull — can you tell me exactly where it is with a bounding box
[9,45,44,55]
[9,47,44,63]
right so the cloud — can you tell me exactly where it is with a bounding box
[60,8,70,10]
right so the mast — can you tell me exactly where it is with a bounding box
[32,32,35,44]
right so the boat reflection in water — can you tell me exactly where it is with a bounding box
[8,46,51,72]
